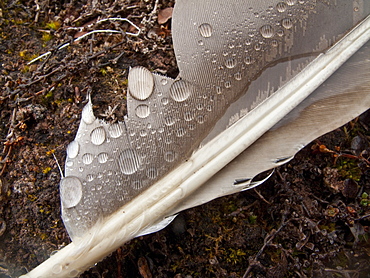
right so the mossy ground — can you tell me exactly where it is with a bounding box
[0,1,369,277]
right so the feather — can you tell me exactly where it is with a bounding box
[21,0,370,277]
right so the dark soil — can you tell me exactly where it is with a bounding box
[0,1,369,277]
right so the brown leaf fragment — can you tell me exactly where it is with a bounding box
[158,7,174,24]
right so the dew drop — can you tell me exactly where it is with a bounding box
[234,72,242,81]
[198,23,212,38]
[286,0,297,6]
[216,86,222,94]
[165,116,175,126]
[90,127,106,145]
[196,115,205,124]
[260,25,274,38]
[176,128,186,137]
[170,80,192,102]
[271,39,279,47]
[67,141,79,159]
[161,78,168,86]
[128,66,154,100]
[161,97,169,105]
[164,150,176,162]
[118,149,140,175]
[225,58,237,69]
[276,2,287,12]
[225,81,231,88]
[135,104,150,118]
[147,168,158,179]
[184,111,195,121]
[97,152,108,163]
[108,123,123,138]
[277,29,285,37]
[281,18,293,29]
[60,176,83,208]
[206,105,213,112]
[244,56,253,64]
[82,153,94,165]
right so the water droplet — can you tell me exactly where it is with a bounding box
[161,78,168,86]
[165,116,175,126]
[67,141,79,159]
[196,103,203,110]
[234,72,242,81]
[161,97,169,105]
[82,153,94,165]
[66,160,73,167]
[271,39,279,47]
[82,101,96,125]
[60,176,83,208]
[225,81,231,88]
[198,40,204,46]
[225,58,237,69]
[97,152,108,163]
[176,128,186,137]
[90,127,106,145]
[244,56,253,64]
[196,115,205,124]
[254,43,262,51]
[135,104,150,118]
[147,168,158,179]
[170,80,192,102]
[276,2,287,12]
[52,263,63,274]
[139,130,148,137]
[184,111,194,121]
[277,29,284,37]
[286,0,297,6]
[118,149,140,175]
[128,66,154,100]
[108,123,123,138]
[86,174,94,182]
[164,150,176,162]
[206,105,213,112]
[228,43,235,49]
[245,38,252,45]
[260,25,274,38]
[132,180,143,190]
[198,23,212,38]
[281,18,293,29]
[216,86,222,94]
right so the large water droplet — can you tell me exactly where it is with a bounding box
[225,58,237,69]
[67,141,79,159]
[135,104,150,118]
[198,23,212,38]
[164,150,176,162]
[82,153,94,165]
[260,25,274,38]
[276,2,287,12]
[98,153,108,163]
[281,18,293,29]
[118,149,140,175]
[90,127,106,145]
[60,176,83,208]
[128,66,154,100]
[108,123,123,138]
[170,80,192,102]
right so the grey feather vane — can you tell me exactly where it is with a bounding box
[22,0,370,277]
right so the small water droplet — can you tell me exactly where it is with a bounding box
[128,66,154,100]
[281,18,293,29]
[164,150,176,162]
[139,130,148,137]
[277,29,284,37]
[206,105,213,112]
[135,104,150,119]
[196,103,203,110]
[132,180,143,190]
[225,58,237,69]
[165,116,175,126]
[60,176,83,208]
[228,43,235,49]
[245,38,252,45]
[161,78,168,86]
[67,141,79,159]
[260,25,274,38]
[86,174,94,182]
[276,2,287,12]
[161,97,169,105]
[97,152,108,163]
[234,72,242,81]
[184,111,195,121]
[216,86,222,94]
[176,128,186,137]
[118,149,141,175]
[196,115,205,124]
[198,23,213,38]
[147,168,158,179]
[108,123,123,138]
[90,127,106,145]
[244,56,253,64]
[198,40,204,46]
[170,80,192,102]
[271,39,279,47]
[286,0,297,6]
[225,81,231,88]
[82,153,94,165]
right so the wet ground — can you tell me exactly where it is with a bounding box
[0,1,369,277]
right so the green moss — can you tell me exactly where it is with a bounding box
[335,157,362,181]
